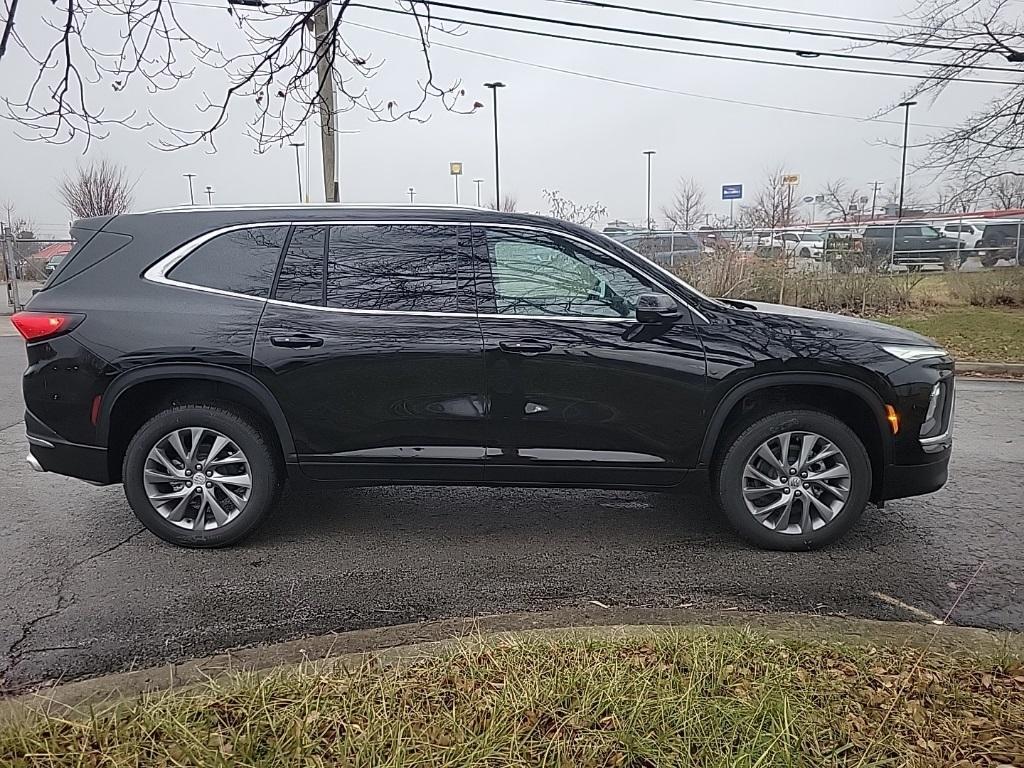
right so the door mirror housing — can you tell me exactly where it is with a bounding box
[635,293,681,323]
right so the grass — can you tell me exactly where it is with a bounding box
[2,631,1023,767]
[881,306,1024,362]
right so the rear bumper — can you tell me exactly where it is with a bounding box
[25,409,112,485]
[881,448,950,501]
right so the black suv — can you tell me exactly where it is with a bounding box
[975,221,1022,267]
[861,224,964,270]
[15,206,954,551]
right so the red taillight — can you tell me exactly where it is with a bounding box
[10,312,81,342]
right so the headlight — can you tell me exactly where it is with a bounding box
[880,344,948,362]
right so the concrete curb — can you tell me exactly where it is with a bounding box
[2,607,1021,719]
[956,361,1024,376]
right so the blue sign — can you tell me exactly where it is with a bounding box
[722,184,743,200]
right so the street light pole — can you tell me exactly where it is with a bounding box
[182,173,196,205]
[643,150,656,231]
[408,187,416,204]
[897,101,916,219]
[289,142,304,203]
[473,178,484,207]
[484,81,506,206]
[205,185,214,205]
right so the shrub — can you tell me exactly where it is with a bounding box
[674,251,926,315]
[948,269,1024,307]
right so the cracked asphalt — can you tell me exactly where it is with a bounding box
[1,334,1022,693]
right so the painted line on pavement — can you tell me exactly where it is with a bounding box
[870,591,943,624]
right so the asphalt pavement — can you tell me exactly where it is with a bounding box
[1,334,1021,693]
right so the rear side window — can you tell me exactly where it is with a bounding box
[168,226,287,298]
[325,224,464,312]
[274,226,325,306]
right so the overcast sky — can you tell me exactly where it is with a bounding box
[0,0,1006,233]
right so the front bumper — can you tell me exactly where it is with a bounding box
[881,448,950,501]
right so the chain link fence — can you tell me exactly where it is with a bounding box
[609,217,1022,275]
[607,217,1023,314]
[1,227,74,314]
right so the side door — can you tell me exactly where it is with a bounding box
[470,225,707,487]
[251,222,487,482]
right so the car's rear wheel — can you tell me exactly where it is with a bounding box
[713,409,871,551]
[123,404,280,548]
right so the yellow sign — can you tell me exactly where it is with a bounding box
[782,173,800,186]
[450,162,463,176]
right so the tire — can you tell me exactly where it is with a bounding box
[798,248,810,259]
[712,409,871,551]
[123,403,280,548]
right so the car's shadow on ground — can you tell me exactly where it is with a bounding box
[246,478,911,557]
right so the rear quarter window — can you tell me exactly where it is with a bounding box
[167,226,288,298]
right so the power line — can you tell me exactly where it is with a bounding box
[675,0,966,34]
[348,19,955,130]
[405,0,1021,73]
[352,4,1015,85]
[545,0,993,55]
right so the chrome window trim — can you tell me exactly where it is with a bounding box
[143,219,709,324]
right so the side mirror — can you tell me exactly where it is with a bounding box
[635,293,681,324]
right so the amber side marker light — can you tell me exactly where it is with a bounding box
[885,405,900,434]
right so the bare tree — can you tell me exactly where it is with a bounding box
[740,166,796,229]
[818,178,865,221]
[489,194,518,213]
[661,177,706,230]
[58,159,135,218]
[989,173,1024,209]
[0,1,478,151]
[542,189,607,227]
[890,1,1024,198]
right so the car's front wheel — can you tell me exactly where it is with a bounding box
[123,404,280,548]
[713,409,871,551]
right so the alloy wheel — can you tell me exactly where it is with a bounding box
[143,427,252,531]
[741,430,852,535]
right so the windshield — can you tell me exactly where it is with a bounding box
[799,233,824,242]
[596,231,724,309]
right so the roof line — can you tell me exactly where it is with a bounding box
[139,203,496,214]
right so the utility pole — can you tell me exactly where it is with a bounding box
[484,82,506,206]
[313,1,338,203]
[205,185,214,205]
[898,100,916,219]
[869,181,883,221]
[182,173,197,205]
[408,187,416,203]
[290,142,304,203]
[473,179,484,206]
[643,150,656,231]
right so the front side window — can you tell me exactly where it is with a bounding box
[921,225,941,238]
[168,226,287,298]
[896,226,922,237]
[479,228,658,318]
[325,224,464,312]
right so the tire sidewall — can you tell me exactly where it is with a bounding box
[715,410,871,551]
[123,406,276,547]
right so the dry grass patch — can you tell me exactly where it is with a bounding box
[2,630,1023,767]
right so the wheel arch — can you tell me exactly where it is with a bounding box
[98,364,296,478]
[699,373,893,492]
